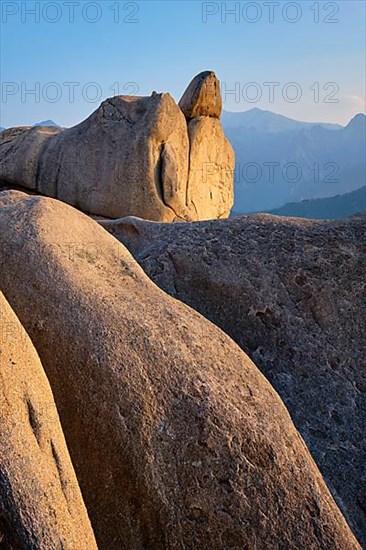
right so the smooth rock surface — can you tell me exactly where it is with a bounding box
[187,117,234,220]
[179,71,222,119]
[0,291,97,549]
[40,93,191,221]
[0,191,360,549]
[0,126,60,189]
[101,213,366,546]
[0,94,190,221]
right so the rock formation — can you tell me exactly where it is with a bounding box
[0,72,234,221]
[0,291,97,549]
[179,70,222,119]
[0,191,360,549]
[100,213,366,546]
[179,71,234,220]
[0,125,60,189]
[186,116,234,219]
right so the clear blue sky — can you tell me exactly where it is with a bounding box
[1,0,365,127]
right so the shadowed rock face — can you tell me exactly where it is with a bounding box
[0,191,360,549]
[0,72,234,222]
[0,291,97,550]
[101,213,366,546]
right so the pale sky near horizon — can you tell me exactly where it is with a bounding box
[1,0,365,128]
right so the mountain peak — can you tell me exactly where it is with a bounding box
[33,120,59,127]
[222,109,341,133]
[346,113,366,130]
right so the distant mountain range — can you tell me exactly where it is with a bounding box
[222,109,366,213]
[263,186,365,220]
[0,120,59,131]
[33,120,60,127]
[232,186,366,219]
[222,108,342,133]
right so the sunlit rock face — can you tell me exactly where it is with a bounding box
[179,70,223,119]
[186,115,234,220]
[179,71,234,220]
[0,71,234,222]
[0,290,97,550]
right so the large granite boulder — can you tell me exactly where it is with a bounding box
[0,291,97,549]
[0,72,234,222]
[186,117,234,220]
[0,94,190,222]
[101,213,366,546]
[179,71,234,221]
[179,70,222,119]
[0,191,359,549]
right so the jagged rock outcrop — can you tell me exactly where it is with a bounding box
[179,70,222,119]
[101,213,366,546]
[0,191,360,549]
[0,291,97,549]
[0,72,234,222]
